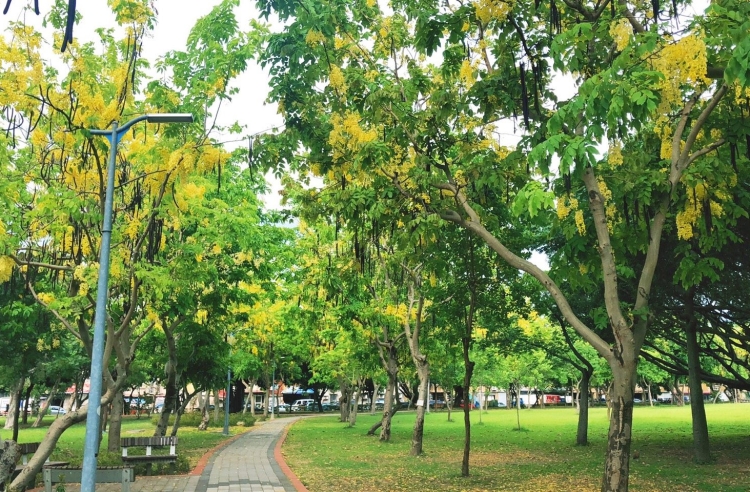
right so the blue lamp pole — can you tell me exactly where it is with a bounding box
[81,113,193,492]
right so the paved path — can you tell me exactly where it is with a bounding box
[32,416,303,492]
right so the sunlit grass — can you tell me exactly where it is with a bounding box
[282,404,750,492]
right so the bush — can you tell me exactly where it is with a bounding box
[488,400,499,408]
[150,411,255,429]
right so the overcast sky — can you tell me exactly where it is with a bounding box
[1,0,286,206]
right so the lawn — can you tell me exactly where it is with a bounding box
[281,404,750,492]
[0,413,254,485]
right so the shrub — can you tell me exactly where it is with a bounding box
[150,411,255,429]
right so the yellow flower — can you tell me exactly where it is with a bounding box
[329,65,347,93]
[608,140,623,166]
[609,18,632,51]
[305,29,326,46]
[0,256,15,283]
[459,60,475,88]
[575,210,586,235]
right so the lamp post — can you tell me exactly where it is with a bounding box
[81,114,193,492]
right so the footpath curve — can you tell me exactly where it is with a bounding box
[29,415,307,492]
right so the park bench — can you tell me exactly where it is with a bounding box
[121,436,178,475]
[9,442,70,490]
[43,466,134,492]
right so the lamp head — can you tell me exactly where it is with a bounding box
[146,113,194,124]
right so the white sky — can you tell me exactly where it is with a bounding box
[0,0,286,207]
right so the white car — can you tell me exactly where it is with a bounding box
[49,406,66,415]
[291,399,315,412]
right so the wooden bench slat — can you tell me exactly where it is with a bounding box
[122,455,177,463]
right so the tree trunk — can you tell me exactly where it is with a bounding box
[21,383,34,425]
[0,439,20,489]
[378,343,399,441]
[370,383,379,415]
[107,392,125,452]
[198,398,210,431]
[339,377,351,423]
[685,317,711,463]
[600,365,635,492]
[215,389,222,422]
[33,379,59,428]
[410,361,429,455]
[4,377,24,432]
[446,386,453,422]
[576,369,591,446]
[348,382,360,428]
[462,360,474,477]
[171,389,197,436]
[514,384,521,431]
[155,330,179,436]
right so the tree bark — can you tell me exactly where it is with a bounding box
[155,322,180,436]
[348,380,361,428]
[410,362,429,455]
[171,388,198,436]
[685,313,711,463]
[370,383,379,415]
[4,377,24,433]
[0,439,20,490]
[33,379,59,428]
[339,376,351,422]
[379,349,398,441]
[601,364,636,492]
[21,382,34,425]
[577,369,591,446]
[107,392,125,452]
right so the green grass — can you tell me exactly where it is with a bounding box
[0,413,253,484]
[282,404,750,492]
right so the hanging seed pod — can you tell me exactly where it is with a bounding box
[745,134,750,159]
[520,63,530,128]
[730,143,738,173]
[703,197,713,235]
[564,173,571,193]
[651,0,659,21]
[671,0,678,19]
[217,159,222,193]
[550,0,562,34]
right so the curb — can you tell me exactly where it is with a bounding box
[274,419,309,492]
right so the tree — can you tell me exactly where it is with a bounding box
[252,0,749,488]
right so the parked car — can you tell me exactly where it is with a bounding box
[49,406,66,415]
[291,399,315,412]
[273,404,290,413]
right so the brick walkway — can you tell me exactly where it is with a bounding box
[30,416,303,492]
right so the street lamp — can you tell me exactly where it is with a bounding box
[81,113,193,492]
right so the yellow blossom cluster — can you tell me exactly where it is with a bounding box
[574,209,586,235]
[473,0,512,25]
[651,33,711,160]
[608,140,623,166]
[329,65,348,94]
[305,29,326,46]
[459,59,476,88]
[675,183,723,240]
[328,111,378,161]
[556,195,579,220]
[609,18,632,51]
[37,292,56,305]
[0,256,14,283]
[195,309,208,325]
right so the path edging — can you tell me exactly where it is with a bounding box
[274,419,309,492]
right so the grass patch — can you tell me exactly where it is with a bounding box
[282,404,750,492]
[0,413,253,485]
